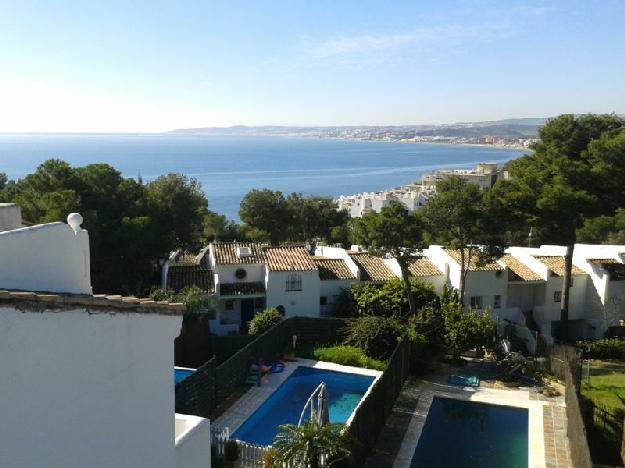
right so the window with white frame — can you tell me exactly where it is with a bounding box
[494,295,502,309]
[554,291,562,303]
[285,273,302,291]
[470,296,483,309]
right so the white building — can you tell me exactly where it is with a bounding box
[421,162,505,191]
[0,211,211,468]
[313,257,358,315]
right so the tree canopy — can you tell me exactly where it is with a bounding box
[0,160,209,294]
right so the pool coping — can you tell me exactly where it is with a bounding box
[392,380,547,468]
[213,358,382,442]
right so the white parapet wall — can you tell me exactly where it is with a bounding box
[0,302,185,468]
[0,215,91,294]
[175,414,211,468]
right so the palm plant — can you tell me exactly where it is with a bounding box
[271,421,351,468]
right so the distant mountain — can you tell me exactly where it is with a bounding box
[170,118,549,139]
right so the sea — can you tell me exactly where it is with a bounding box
[0,134,525,220]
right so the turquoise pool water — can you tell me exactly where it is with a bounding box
[232,366,375,446]
[174,368,194,384]
[410,397,528,468]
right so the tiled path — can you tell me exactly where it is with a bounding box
[542,404,572,468]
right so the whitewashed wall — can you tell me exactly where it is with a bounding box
[175,414,211,468]
[319,279,354,315]
[266,270,320,317]
[0,222,91,294]
[0,203,22,231]
[0,306,182,468]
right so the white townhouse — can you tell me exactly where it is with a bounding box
[203,243,322,333]
[574,244,625,336]
[423,246,509,312]
[505,246,591,342]
[312,257,358,316]
[0,207,211,468]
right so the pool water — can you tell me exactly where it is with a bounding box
[174,368,194,385]
[232,366,375,446]
[410,397,528,468]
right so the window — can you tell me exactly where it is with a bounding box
[225,300,234,311]
[470,296,483,309]
[494,295,501,309]
[286,273,302,291]
[320,296,328,306]
[554,291,562,303]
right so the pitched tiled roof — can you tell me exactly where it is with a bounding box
[265,246,318,272]
[166,265,214,293]
[219,282,265,296]
[588,258,621,266]
[445,249,502,272]
[170,250,198,266]
[313,258,356,281]
[406,257,442,277]
[348,253,396,282]
[499,255,543,282]
[212,242,266,265]
[534,256,585,276]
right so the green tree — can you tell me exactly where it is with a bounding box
[578,209,625,245]
[496,114,624,339]
[421,176,486,304]
[202,210,241,242]
[333,278,438,319]
[0,160,210,295]
[443,302,496,360]
[239,189,293,244]
[287,193,350,242]
[352,201,424,316]
[0,173,7,191]
[272,422,351,468]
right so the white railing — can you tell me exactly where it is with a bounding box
[211,426,229,458]
[237,440,268,467]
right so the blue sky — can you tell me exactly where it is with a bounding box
[0,0,623,132]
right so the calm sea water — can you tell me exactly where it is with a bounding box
[0,134,524,220]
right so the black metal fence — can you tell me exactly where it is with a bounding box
[175,316,348,418]
[347,336,412,466]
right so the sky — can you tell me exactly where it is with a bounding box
[0,0,624,132]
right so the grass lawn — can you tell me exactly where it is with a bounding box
[581,359,625,411]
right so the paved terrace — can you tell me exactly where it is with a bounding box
[365,361,572,468]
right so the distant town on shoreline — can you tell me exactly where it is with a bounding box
[171,117,553,150]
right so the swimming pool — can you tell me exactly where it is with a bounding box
[410,397,528,468]
[174,367,195,385]
[232,366,375,446]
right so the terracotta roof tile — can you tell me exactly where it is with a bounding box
[534,256,585,276]
[588,258,621,266]
[312,258,356,281]
[166,265,214,293]
[348,253,396,282]
[445,249,502,271]
[265,246,318,272]
[219,282,265,296]
[499,255,543,282]
[406,257,442,277]
[170,250,198,266]
[212,242,266,265]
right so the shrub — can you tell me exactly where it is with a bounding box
[149,285,210,312]
[313,345,386,370]
[249,308,283,335]
[344,316,405,360]
[578,338,625,359]
[443,305,496,359]
[333,278,438,318]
